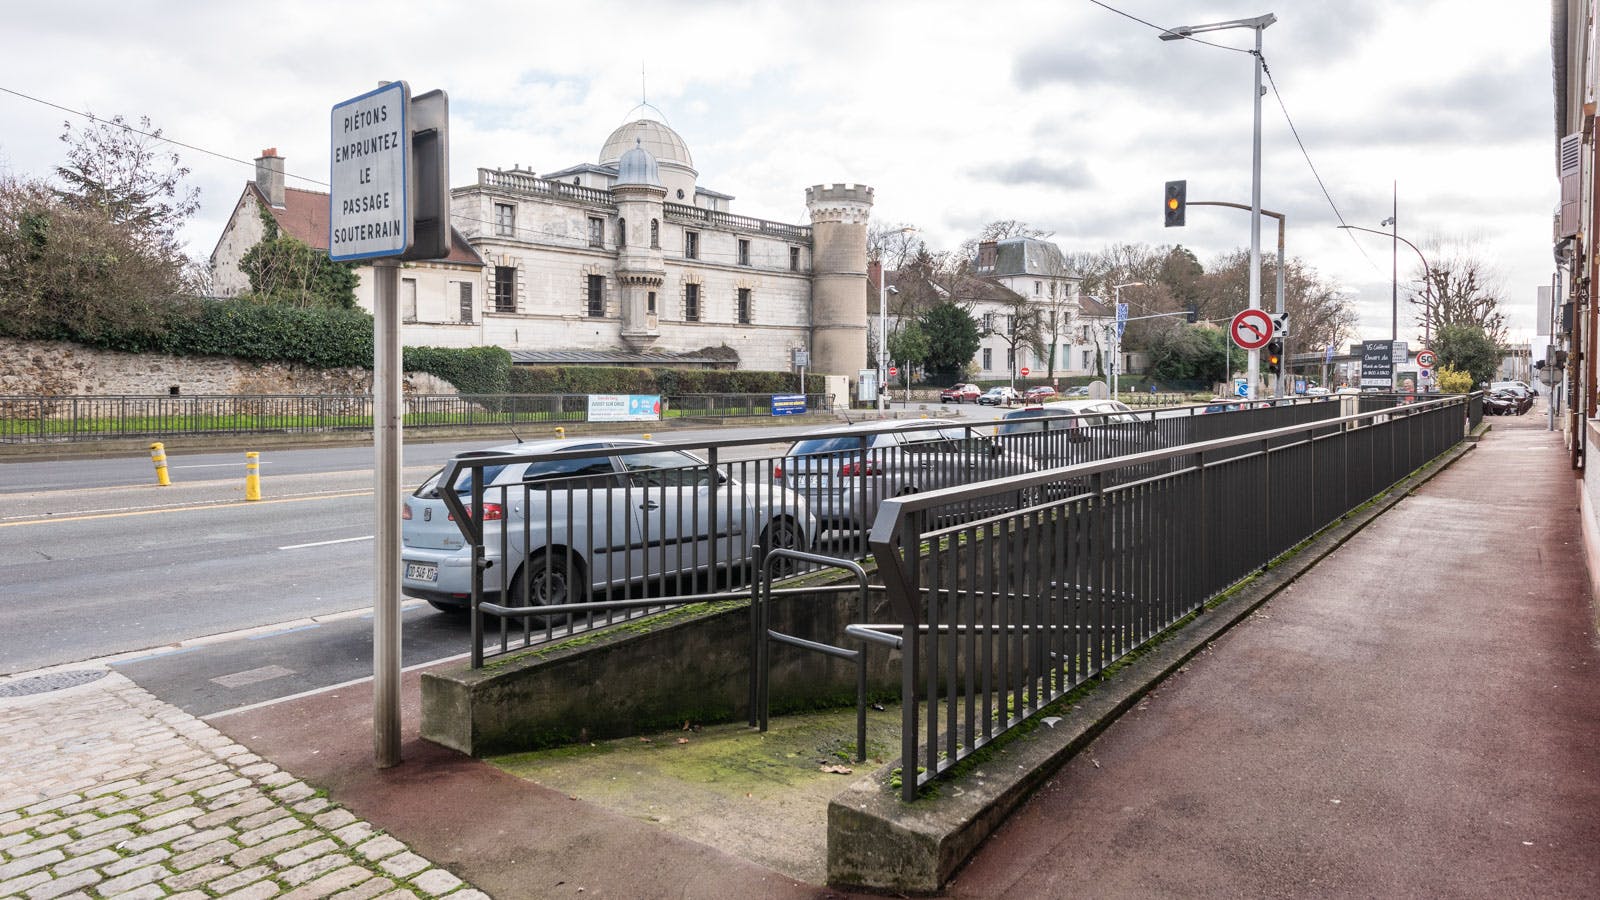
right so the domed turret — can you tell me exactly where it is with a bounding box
[600,117,697,202]
[615,139,662,187]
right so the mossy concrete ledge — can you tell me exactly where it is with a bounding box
[825,438,1478,894]
[421,573,900,757]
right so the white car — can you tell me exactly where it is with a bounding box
[401,439,814,616]
[978,386,1021,406]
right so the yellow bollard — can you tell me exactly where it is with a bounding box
[245,451,261,501]
[641,433,652,441]
[148,442,170,486]
[555,426,566,439]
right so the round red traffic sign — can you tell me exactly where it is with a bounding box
[1416,349,1436,369]
[1020,367,1031,377]
[888,366,898,377]
[1229,308,1274,350]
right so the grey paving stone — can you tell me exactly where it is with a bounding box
[327,877,395,900]
[163,860,238,890]
[239,817,302,847]
[25,867,101,899]
[170,838,240,872]
[219,877,282,898]
[137,805,203,833]
[196,796,275,829]
[352,836,404,862]
[0,870,51,897]
[409,868,463,897]
[0,849,64,881]
[59,826,133,857]
[291,798,331,816]
[328,823,374,848]
[208,864,273,893]
[237,807,293,832]
[273,838,339,870]
[279,853,350,888]
[71,813,138,838]
[171,826,237,852]
[35,814,97,836]
[53,847,119,876]
[94,863,168,896]
[101,847,169,877]
[231,829,318,867]
[270,784,316,803]
[376,853,428,880]
[121,823,195,853]
[5,832,70,857]
[311,810,357,832]
[280,865,373,900]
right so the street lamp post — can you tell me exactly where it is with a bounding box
[878,282,897,411]
[1161,13,1276,399]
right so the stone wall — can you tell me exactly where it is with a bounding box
[0,337,452,397]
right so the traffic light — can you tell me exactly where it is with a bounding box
[1266,338,1284,375]
[1186,305,1198,324]
[1164,180,1186,227]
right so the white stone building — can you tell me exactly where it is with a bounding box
[210,119,874,377]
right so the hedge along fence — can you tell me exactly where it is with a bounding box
[510,365,824,397]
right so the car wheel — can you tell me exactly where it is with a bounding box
[760,517,807,577]
[508,553,583,627]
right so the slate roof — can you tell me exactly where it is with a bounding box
[989,237,1070,277]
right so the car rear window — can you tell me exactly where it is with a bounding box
[790,436,867,456]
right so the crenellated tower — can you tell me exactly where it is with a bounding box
[805,184,874,377]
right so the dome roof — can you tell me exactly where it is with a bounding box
[600,119,693,169]
[614,140,662,187]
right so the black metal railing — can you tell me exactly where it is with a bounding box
[0,392,836,443]
[428,397,1361,666]
[858,394,1473,800]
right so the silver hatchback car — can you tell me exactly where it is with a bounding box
[401,439,815,615]
[777,419,1039,532]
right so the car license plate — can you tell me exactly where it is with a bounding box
[405,562,438,583]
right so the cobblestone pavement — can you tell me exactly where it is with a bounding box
[0,671,487,900]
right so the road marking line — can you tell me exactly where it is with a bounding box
[246,623,323,640]
[0,490,374,527]
[202,651,472,721]
[0,487,375,523]
[210,664,297,688]
[172,462,275,469]
[278,536,374,551]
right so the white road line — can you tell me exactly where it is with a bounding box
[202,651,472,721]
[171,462,275,469]
[277,535,375,551]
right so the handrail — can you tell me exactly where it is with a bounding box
[753,547,871,762]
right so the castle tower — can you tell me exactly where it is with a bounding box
[805,184,874,377]
[613,141,666,349]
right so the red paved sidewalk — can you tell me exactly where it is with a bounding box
[948,409,1600,898]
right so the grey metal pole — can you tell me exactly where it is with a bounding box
[373,257,403,768]
[1247,24,1264,399]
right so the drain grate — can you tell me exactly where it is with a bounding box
[0,670,108,698]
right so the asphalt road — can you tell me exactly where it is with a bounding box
[0,401,1016,713]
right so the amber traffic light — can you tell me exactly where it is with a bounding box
[1164,180,1186,227]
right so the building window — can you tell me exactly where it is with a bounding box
[982,348,992,371]
[685,230,699,260]
[618,218,626,247]
[589,216,605,248]
[737,288,751,324]
[982,312,996,332]
[586,274,604,318]
[1007,347,1016,370]
[647,291,657,314]
[1049,281,1057,298]
[494,203,515,237]
[1034,280,1042,296]
[738,239,750,266]
[789,247,800,271]
[401,278,417,323]
[1082,349,1092,369]
[684,283,700,321]
[493,266,515,312]
[650,219,659,248]
[459,282,473,323]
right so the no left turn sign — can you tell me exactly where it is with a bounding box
[1229,309,1274,351]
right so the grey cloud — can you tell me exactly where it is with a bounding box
[976,158,1094,189]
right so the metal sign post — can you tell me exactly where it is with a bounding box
[330,80,449,769]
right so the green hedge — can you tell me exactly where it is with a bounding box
[507,366,822,396]
[161,299,374,368]
[403,346,511,395]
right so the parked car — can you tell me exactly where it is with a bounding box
[1202,398,1246,414]
[998,399,1170,483]
[1491,381,1533,401]
[1024,386,1059,403]
[778,419,1039,531]
[940,383,982,404]
[978,386,1021,406]
[1063,386,1091,397]
[401,439,815,616]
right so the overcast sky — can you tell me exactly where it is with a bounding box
[0,0,1555,347]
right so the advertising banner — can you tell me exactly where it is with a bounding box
[588,394,661,422]
[771,394,807,416]
[1360,340,1393,388]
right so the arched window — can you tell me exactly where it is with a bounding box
[618,218,627,247]
[650,219,660,249]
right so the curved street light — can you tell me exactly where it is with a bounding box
[1336,224,1435,344]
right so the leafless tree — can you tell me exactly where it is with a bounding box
[1405,240,1507,345]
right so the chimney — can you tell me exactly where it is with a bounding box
[977,240,998,273]
[868,259,883,294]
[255,148,285,209]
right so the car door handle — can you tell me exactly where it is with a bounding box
[639,500,660,511]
